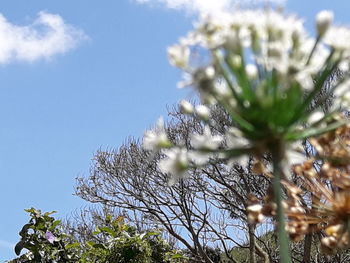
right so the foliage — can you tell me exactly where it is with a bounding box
[10,208,79,262]
[9,208,186,263]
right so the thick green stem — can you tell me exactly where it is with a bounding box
[271,142,292,263]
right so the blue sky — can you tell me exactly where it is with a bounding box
[0,0,349,261]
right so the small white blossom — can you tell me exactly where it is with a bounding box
[339,60,349,72]
[325,26,350,51]
[294,70,314,91]
[213,80,232,99]
[230,55,242,69]
[226,127,249,148]
[334,79,350,97]
[316,10,333,36]
[167,44,190,68]
[308,111,324,125]
[344,91,350,102]
[225,31,242,52]
[339,91,350,109]
[159,147,190,186]
[179,100,194,114]
[177,72,193,89]
[191,125,223,150]
[188,151,211,166]
[245,64,258,80]
[225,127,250,167]
[143,118,171,152]
[195,105,210,120]
[229,155,250,168]
[286,142,305,165]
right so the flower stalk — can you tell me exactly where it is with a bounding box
[271,141,292,263]
[143,7,350,260]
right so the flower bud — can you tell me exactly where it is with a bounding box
[230,55,242,69]
[167,44,190,68]
[245,64,258,80]
[308,111,324,125]
[316,10,333,36]
[195,105,210,121]
[179,100,194,115]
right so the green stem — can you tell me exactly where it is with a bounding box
[271,142,292,263]
[305,35,321,66]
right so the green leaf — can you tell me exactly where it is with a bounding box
[49,220,61,231]
[14,241,25,256]
[105,214,112,224]
[143,231,159,238]
[171,253,184,259]
[44,211,57,216]
[286,120,349,141]
[98,227,117,238]
[19,223,32,237]
[65,242,81,250]
[86,241,96,248]
[92,243,107,249]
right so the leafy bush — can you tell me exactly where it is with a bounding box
[9,208,187,263]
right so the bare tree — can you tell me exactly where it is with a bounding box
[76,106,274,263]
[75,69,346,263]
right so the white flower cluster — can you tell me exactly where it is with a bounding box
[143,9,350,186]
[168,9,349,94]
[143,117,224,186]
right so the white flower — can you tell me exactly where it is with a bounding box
[338,91,350,109]
[333,89,350,110]
[177,72,193,89]
[159,147,190,186]
[195,105,210,120]
[179,100,194,114]
[316,10,333,36]
[191,125,223,150]
[325,26,350,51]
[339,60,349,72]
[308,111,324,125]
[245,64,258,80]
[229,55,242,69]
[286,142,305,165]
[213,80,232,99]
[226,127,249,148]
[188,150,211,166]
[167,44,190,68]
[334,79,350,97]
[143,118,171,152]
[294,70,314,91]
[225,127,250,167]
[228,155,250,168]
[224,30,242,52]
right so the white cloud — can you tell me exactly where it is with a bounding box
[0,11,86,64]
[0,239,14,249]
[135,0,286,16]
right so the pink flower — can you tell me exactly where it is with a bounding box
[45,231,56,244]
